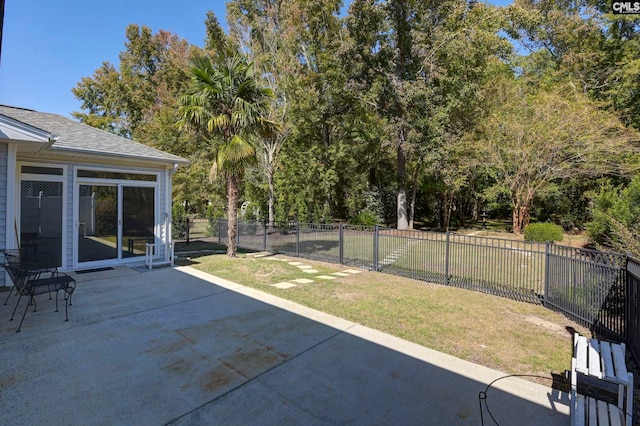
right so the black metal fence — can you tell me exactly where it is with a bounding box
[177,217,640,362]
[545,245,627,341]
[627,257,640,365]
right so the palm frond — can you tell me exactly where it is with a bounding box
[179,53,272,179]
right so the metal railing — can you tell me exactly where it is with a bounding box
[210,219,556,304]
[627,257,640,365]
[545,245,626,341]
[180,218,640,361]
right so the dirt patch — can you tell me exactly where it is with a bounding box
[333,291,363,302]
[521,315,570,337]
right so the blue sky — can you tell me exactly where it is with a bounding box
[0,0,511,118]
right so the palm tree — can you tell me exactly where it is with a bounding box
[179,54,272,256]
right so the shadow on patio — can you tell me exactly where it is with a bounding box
[0,266,569,425]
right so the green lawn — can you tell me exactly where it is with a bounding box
[224,229,547,299]
[178,250,589,386]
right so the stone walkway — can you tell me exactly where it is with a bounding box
[245,252,362,289]
[379,239,420,268]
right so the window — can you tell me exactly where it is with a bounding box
[21,165,64,175]
[77,170,157,181]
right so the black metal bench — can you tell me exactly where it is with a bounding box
[2,249,76,332]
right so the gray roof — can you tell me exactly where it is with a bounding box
[0,105,188,165]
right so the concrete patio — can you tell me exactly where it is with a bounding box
[0,265,570,425]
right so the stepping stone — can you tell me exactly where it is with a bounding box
[316,275,337,280]
[297,265,314,269]
[301,269,319,274]
[271,258,288,261]
[342,269,362,274]
[331,272,350,277]
[247,252,269,257]
[272,282,297,289]
[291,278,314,284]
[288,262,304,266]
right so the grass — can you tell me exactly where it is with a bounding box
[180,229,548,297]
[177,246,590,386]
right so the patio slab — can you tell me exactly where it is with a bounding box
[0,266,570,425]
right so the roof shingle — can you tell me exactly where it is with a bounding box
[0,105,187,164]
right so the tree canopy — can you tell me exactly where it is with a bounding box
[179,53,272,256]
[72,1,640,250]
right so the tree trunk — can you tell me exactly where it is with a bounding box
[443,191,452,231]
[407,157,422,230]
[512,198,532,234]
[408,185,416,230]
[267,162,275,228]
[397,143,408,230]
[472,197,479,222]
[226,175,239,257]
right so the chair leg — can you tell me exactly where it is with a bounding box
[9,293,23,321]
[54,291,59,313]
[64,295,69,322]
[16,296,34,332]
[66,282,75,306]
[3,286,17,305]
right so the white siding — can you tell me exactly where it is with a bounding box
[65,167,74,270]
[0,144,7,286]
[158,169,167,259]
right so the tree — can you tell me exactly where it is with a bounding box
[344,0,509,229]
[587,177,640,257]
[260,0,371,223]
[506,0,640,130]
[476,77,639,234]
[72,24,217,210]
[179,54,272,256]
[227,0,293,227]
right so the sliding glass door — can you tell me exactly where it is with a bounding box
[78,185,118,263]
[121,186,155,259]
[77,182,156,266]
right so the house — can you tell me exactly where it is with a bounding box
[0,105,188,285]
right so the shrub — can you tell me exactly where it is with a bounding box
[349,210,380,227]
[171,203,189,239]
[524,223,564,242]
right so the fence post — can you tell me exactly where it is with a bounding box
[263,221,267,251]
[296,221,300,257]
[186,217,190,245]
[625,252,631,342]
[373,225,379,271]
[445,231,450,285]
[544,242,550,306]
[217,218,221,245]
[339,224,344,265]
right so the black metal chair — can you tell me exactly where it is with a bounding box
[2,249,76,332]
[2,248,40,305]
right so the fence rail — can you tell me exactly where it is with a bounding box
[175,217,640,362]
